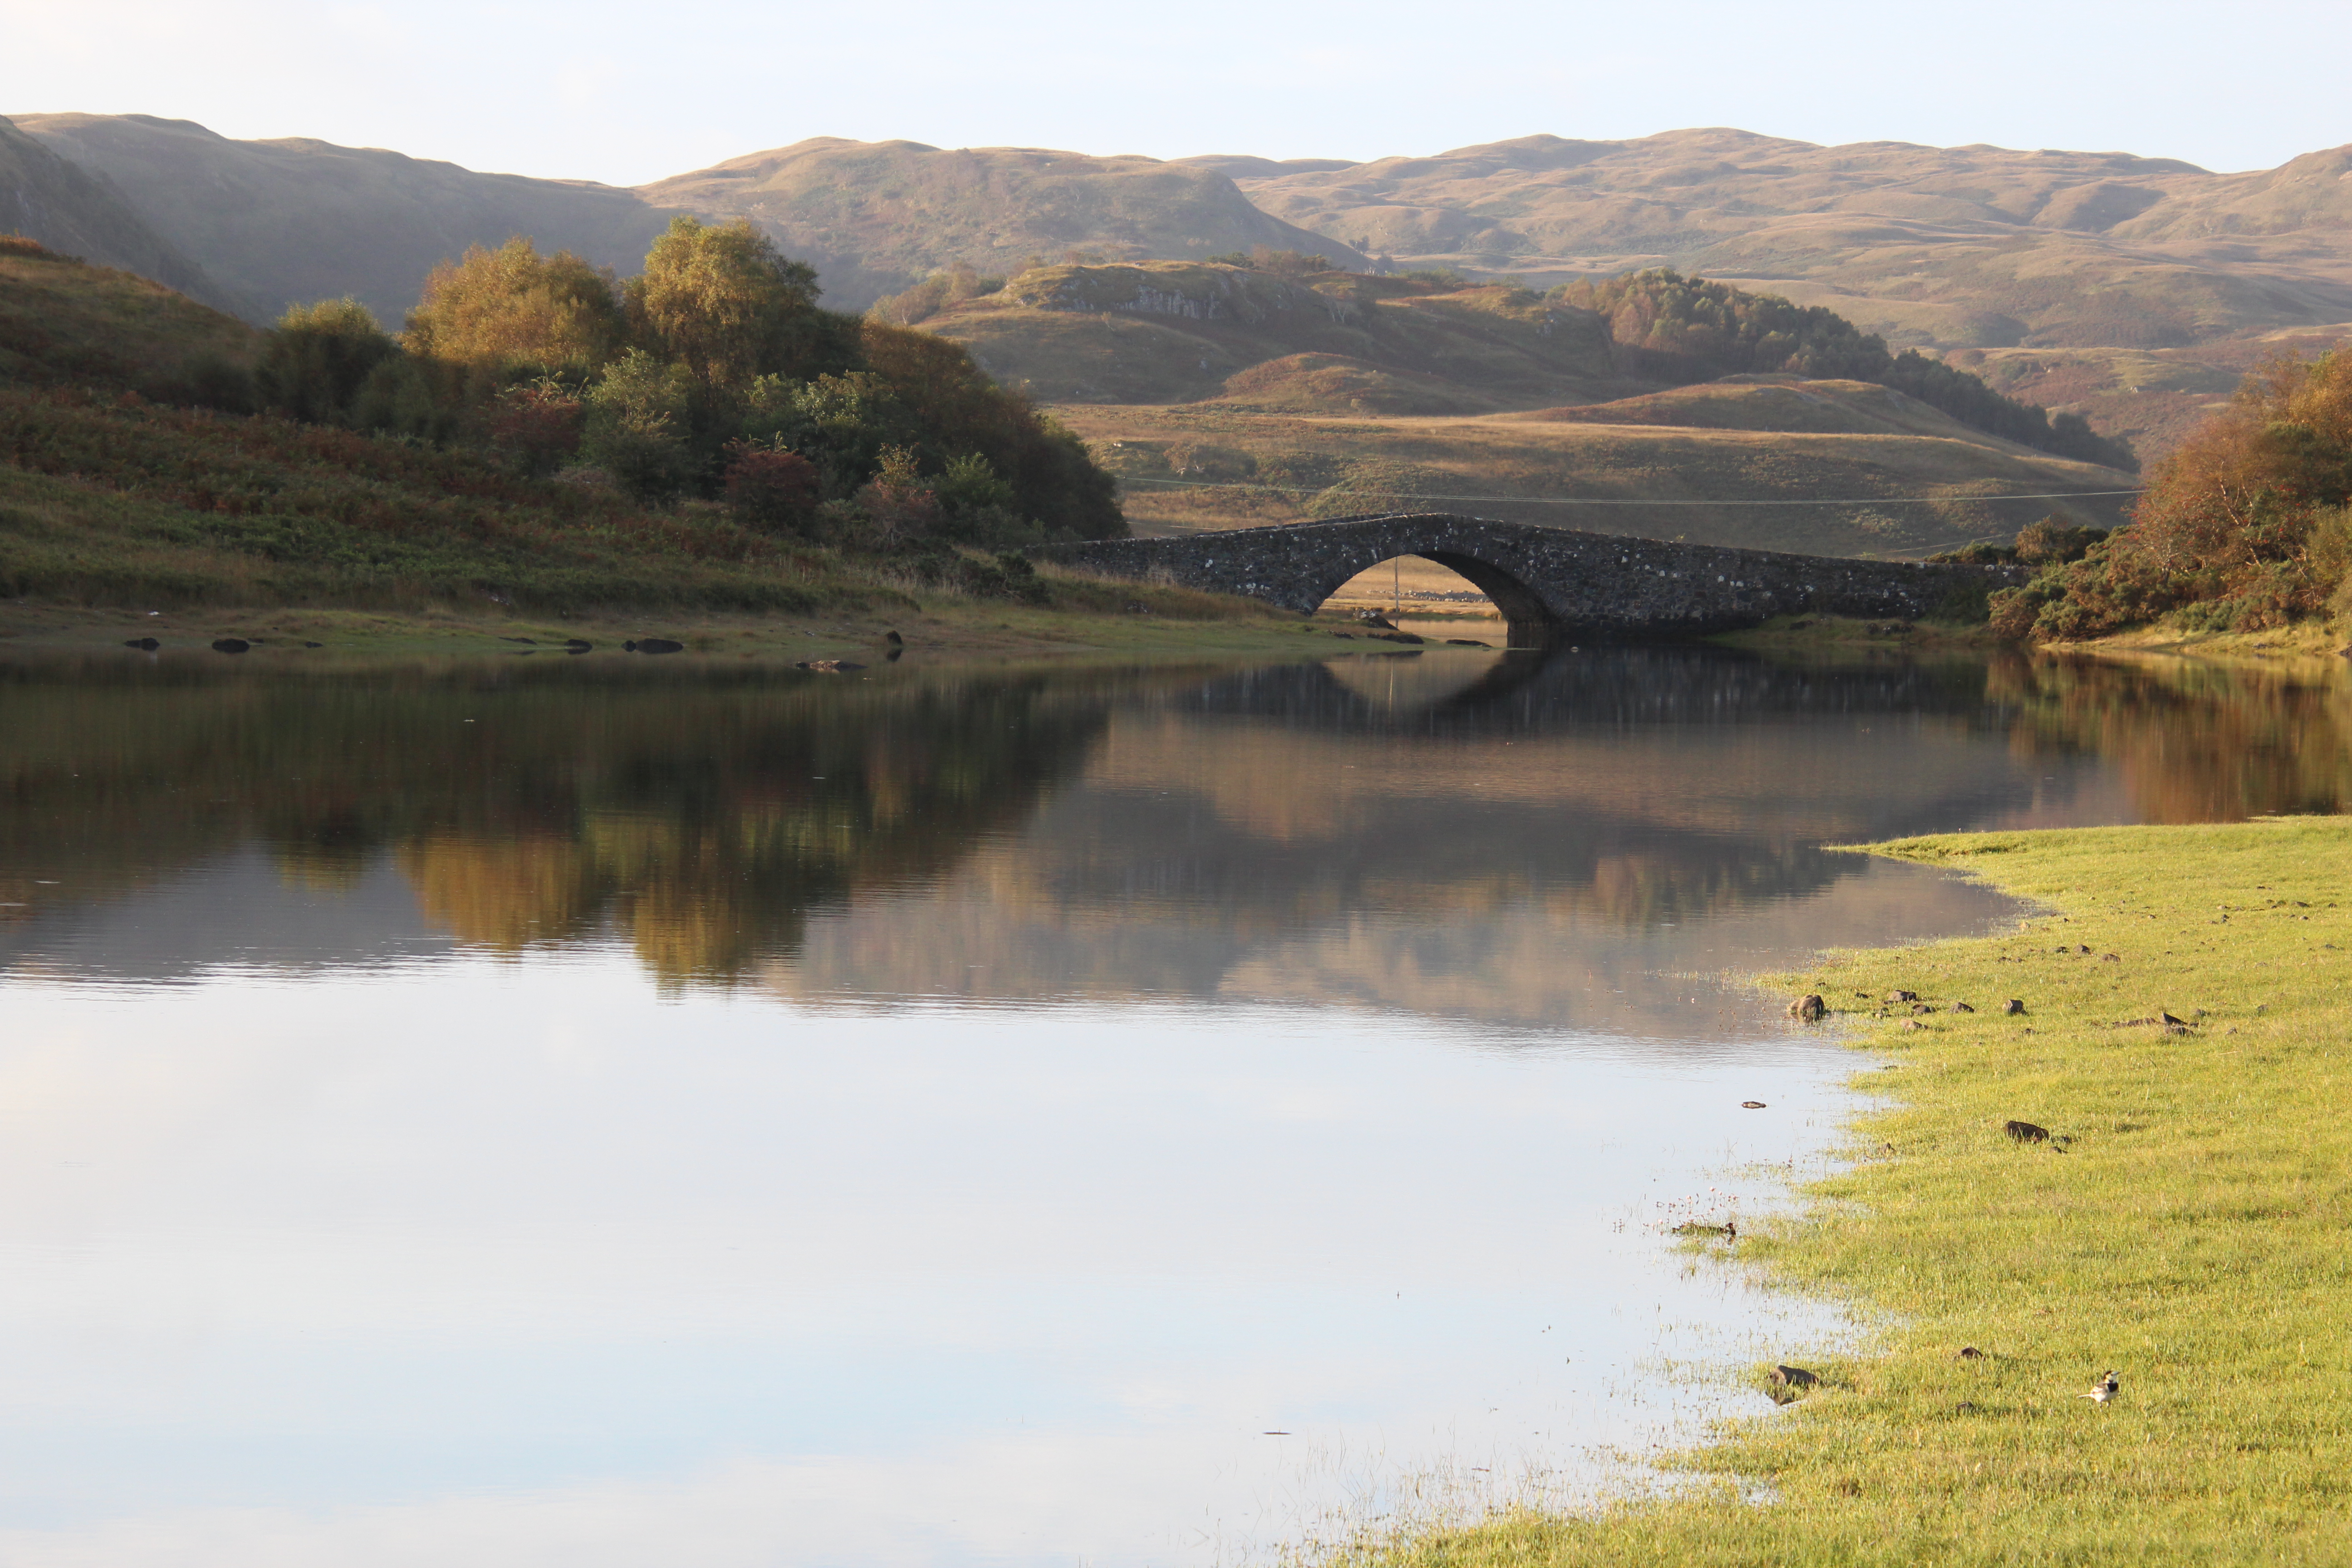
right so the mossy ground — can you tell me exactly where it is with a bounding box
[1348,818,2352,1566]
[0,580,1328,663]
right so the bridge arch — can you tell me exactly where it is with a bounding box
[1315,547,1557,641]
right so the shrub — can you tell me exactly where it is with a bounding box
[1926,541,2021,565]
[2015,518,2111,565]
[255,299,399,424]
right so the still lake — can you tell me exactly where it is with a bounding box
[2,644,2346,1566]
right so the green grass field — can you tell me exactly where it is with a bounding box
[1350,817,2352,1566]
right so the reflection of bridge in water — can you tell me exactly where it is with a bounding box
[1038,513,2027,643]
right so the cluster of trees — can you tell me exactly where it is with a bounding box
[867,263,1007,327]
[1989,350,2352,640]
[242,219,1124,549]
[1203,246,1343,279]
[1550,269,2138,471]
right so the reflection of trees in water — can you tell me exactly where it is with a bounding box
[1989,654,2352,823]
[0,661,1113,985]
[9,649,2347,990]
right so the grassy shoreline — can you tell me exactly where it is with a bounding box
[1356,817,2352,1566]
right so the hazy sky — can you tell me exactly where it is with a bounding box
[5,0,2344,186]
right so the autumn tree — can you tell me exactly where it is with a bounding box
[402,237,624,375]
[1991,349,2352,639]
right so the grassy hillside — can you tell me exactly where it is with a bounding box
[1509,377,2036,441]
[0,245,1198,631]
[1061,400,2135,557]
[0,238,257,396]
[1216,130,2352,458]
[637,140,1365,312]
[911,260,1622,411]
[0,115,219,305]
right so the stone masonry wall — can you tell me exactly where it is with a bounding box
[1034,514,2030,639]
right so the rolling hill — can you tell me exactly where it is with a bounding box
[1198,130,2352,455]
[908,261,1624,411]
[634,140,1363,312]
[7,118,1359,328]
[16,113,2352,465]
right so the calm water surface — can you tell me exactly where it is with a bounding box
[2,645,2346,1567]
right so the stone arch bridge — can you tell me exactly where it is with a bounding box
[1034,514,2028,642]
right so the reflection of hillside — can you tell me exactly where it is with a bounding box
[763,666,2103,1015]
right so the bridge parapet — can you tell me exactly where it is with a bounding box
[1034,514,2029,642]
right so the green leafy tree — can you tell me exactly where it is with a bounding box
[582,348,696,501]
[626,217,857,402]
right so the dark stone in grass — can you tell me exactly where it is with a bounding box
[1957,1346,1986,1359]
[1886,989,1918,1003]
[211,638,249,654]
[123,637,158,650]
[1770,1365,1818,1388]
[1955,1401,1980,1414]
[628,638,684,654]
[1952,1001,1976,1013]
[885,629,904,645]
[2002,999,2027,1015]
[1788,994,1826,1021]
[2003,1120,2050,1143]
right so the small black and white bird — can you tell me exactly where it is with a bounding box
[2082,1370,2120,1404]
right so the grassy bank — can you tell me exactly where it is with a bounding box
[1354,817,2352,1565]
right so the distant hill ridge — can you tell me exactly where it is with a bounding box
[14,114,2352,456]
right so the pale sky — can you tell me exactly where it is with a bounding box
[4,0,2345,187]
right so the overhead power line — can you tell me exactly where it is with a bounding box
[1112,476,2144,506]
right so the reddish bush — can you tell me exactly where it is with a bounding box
[722,442,822,534]
[485,383,585,478]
